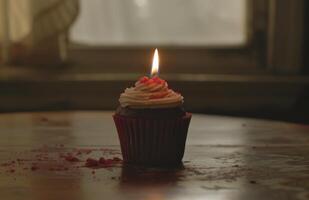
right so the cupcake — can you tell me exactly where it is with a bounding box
[113,50,191,166]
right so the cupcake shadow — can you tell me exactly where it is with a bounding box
[119,163,186,189]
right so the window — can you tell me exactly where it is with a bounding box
[71,0,247,47]
[68,0,271,75]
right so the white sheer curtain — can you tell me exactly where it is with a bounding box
[0,0,78,63]
[71,0,246,46]
[0,0,78,44]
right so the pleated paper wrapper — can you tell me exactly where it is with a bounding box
[113,113,192,166]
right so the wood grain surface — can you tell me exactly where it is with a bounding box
[0,111,308,200]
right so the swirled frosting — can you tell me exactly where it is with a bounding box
[119,76,184,108]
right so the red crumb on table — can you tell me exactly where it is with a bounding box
[0,147,122,175]
[85,157,122,168]
[64,155,80,162]
[112,157,122,161]
[99,157,106,164]
[40,117,48,122]
[74,149,92,155]
[85,158,99,167]
[99,148,121,154]
[105,159,114,166]
[1,163,10,167]
[85,150,92,154]
[1,161,16,167]
[98,157,113,166]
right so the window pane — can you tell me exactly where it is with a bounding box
[71,0,247,46]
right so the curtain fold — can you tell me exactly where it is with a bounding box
[0,0,79,45]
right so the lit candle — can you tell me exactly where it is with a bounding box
[151,48,159,77]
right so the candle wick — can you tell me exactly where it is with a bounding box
[151,72,159,78]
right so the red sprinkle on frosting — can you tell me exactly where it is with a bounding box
[139,76,166,85]
[139,76,149,83]
[153,76,165,84]
[146,79,154,84]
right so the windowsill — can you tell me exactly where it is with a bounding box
[0,65,308,113]
[0,65,308,83]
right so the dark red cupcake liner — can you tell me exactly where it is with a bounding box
[113,113,191,166]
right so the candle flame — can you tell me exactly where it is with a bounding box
[151,48,159,77]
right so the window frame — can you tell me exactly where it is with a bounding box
[267,0,305,74]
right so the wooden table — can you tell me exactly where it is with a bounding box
[0,111,308,200]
